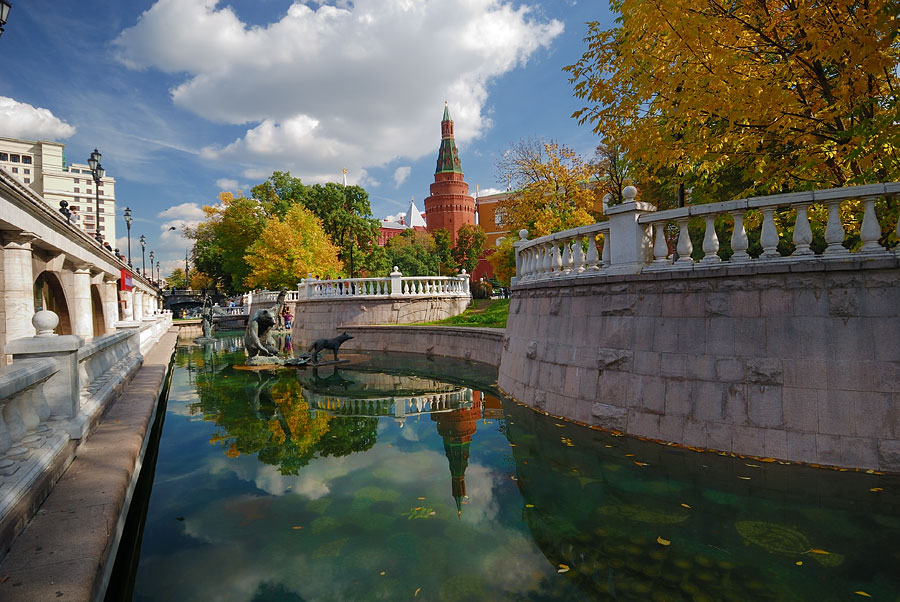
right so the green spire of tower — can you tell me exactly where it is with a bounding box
[435,102,463,175]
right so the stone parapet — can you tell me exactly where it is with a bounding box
[340,325,503,367]
[500,260,900,471]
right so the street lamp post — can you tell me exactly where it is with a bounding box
[156,261,161,284]
[0,1,12,38]
[140,235,146,277]
[87,148,105,243]
[124,207,133,267]
[184,249,189,290]
[149,251,155,283]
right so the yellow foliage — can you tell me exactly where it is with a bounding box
[566,1,900,191]
[244,204,343,289]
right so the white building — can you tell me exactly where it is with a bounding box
[0,137,117,245]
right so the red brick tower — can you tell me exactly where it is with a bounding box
[425,103,476,243]
[432,391,482,517]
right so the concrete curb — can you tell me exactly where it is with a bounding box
[0,329,178,602]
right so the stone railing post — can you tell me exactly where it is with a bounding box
[5,311,86,436]
[458,270,470,295]
[2,231,38,345]
[603,186,656,275]
[389,266,403,297]
[512,229,528,285]
[103,275,119,331]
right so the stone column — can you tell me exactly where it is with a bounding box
[2,231,39,343]
[603,186,657,275]
[118,289,133,321]
[70,263,94,338]
[133,289,144,321]
[103,275,119,330]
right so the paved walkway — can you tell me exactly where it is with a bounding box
[0,329,178,602]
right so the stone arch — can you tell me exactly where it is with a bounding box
[33,271,72,335]
[91,284,107,336]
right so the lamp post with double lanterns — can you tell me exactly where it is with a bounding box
[124,207,133,268]
[0,1,11,39]
[87,148,105,243]
[140,235,146,278]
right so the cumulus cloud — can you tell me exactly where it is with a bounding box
[112,0,563,183]
[393,166,411,187]
[216,178,240,191]
[0,97,77,140]
[477,187,506,196]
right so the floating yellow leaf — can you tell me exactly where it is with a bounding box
[745,463,760,468]
[870,487,883,492]
[414,588,421,597]
[634,461,648,467]
[657,536,671,546]
[855,592,871,597]
[680,503,691,509]
[387,444,392,447]
[555,423,565,427]
[808,549,830,555]
[738,476,751,480]
[557,564,570,573]
[605,445,613,448]
[525,504,535,508]
[865,469,875,474]
[760,458,776,463]
[291,526,303,530]
[625,453,635,457]
[418,497,426,500]
[379,571,386,576]
[795,561,803,566]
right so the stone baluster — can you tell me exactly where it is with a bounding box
[573,235,586,273]
[729,211,750,262]
[652,223,669,264]
[759,207,780,259]
[526,247,536,278]
[791,204,814,257]
[700,215,721,263]
[823,200,849,255]
[676,219,693,264]
[600,233,610,267]
[859,196,884,253]
[585,234,599,270]
[560,238,573,275]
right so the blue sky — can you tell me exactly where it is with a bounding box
[0,0,614,275]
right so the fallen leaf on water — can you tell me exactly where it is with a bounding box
[625,453,635,457]
[555,423,565,428]
[414,587,421,597]
[865,469,875,474]
[870,487,883,492]
[509,443,517,447]
[428,511,436,515]
[525,504,535,508]
[0,575,8,583]
[418,497,426,500]
[760,457,776,463]
[413,507,422,511]
[557,564,570,573]
[657,536,671,546]
[387,444,392,447]
[380,571,386,576]
[738,476,751,480]
[634,461,648,467]
[114,419,120,423]
[745,463,759,468]
[291,526,303,530]
[795,561,803,566]
[605,445,613,448]
[855,592,871,597]
[680,503,691,509]
[808,549,830,555]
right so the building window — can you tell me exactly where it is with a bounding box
[97,188,103,194]
[11,167,17,173]
[24,168,30,175]
[24,178,31,184]
[22,156,32,165]
[99,217,104,222]
[10,154,19,163]
[0,153,7,161]
[71,206,79,211]
[86,189,92,195]
[74,187,80,193]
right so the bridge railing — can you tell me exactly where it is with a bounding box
[514,182,900,283]
[298,267,470,301]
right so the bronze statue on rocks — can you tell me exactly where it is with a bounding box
[195,294,226,343]
[245,289,290,365]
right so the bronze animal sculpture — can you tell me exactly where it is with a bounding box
[245,289,287,358]
[308,332,353,363]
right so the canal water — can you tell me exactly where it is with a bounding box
[120,334,900,602]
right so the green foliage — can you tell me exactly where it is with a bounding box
[488,237,516,287]
[166,268,189,289]
[384,229,439,276]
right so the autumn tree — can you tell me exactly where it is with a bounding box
[565,1,900,193]
[166,268,189,289]
[488,237,517,287]
[451,224,486,274]
[595,139,632,205]
[244,204,343,289]
[496,139,604,237]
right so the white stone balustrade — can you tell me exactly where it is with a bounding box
[297,268,470,301]
[514,182,900,282]
[0,359,57,475]
[306,388,473,419]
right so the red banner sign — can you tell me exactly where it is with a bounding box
[120,269,133,291]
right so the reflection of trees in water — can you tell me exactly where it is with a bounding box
[191,365,377,475]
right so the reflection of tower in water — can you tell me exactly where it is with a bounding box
[432,391,482,517]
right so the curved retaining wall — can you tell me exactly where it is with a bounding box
[340,325,503,367]
[292,297,470,350]
[499,258,900,471]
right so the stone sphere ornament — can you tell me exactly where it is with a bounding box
[33,310,59,337]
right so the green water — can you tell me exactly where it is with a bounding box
[128,335,900,602]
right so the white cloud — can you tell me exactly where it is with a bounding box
[477,187,505,196]
[158,202,206,220]
[113,0,563,184]
[0,97,77,140]
[216,178,240,191]
[393,166,411,187]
